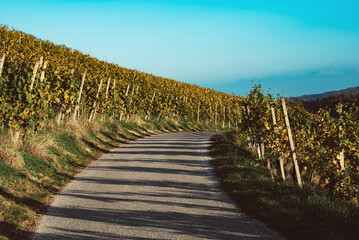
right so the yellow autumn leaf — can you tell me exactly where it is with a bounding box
[264,121,270,130]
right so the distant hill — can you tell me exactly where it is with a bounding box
[291,86,359,101]
[291,86,359,116]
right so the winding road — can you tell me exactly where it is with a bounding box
[32,132,284,240]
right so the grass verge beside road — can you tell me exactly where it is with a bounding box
[209,130,359,240]
[0,117,219,240]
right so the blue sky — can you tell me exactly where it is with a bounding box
[0,0,358,97]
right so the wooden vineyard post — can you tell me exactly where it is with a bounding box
[73,70,87,121]
[157,112,162,120]
[150,92,156,118]
[197,101,200,122]
[105,77,111,99]
[228,106,231,128]
[222,106,226,128]
[234,110,237,129]
[260,137,265,158]
[56,111,62,125]
[256,144,262,158]
[151,92,156,103]
[127,84,138,119]
[214,104,218,125]
[112,79,116,118]
[120,84,130,121]
[337,104,345,171]
[129,84,136,106]
[0,53,5,77]
[89,79,103,121]
[235,106,240,129]
[243,105,253,150]
[146,92,156,120]
[260,135,274,181]
[10,129,21,144]
[125,84,130,97]
[270,101,286,181]
[102,77,111,120]
[30,61,40,91]
[281,97,302,186]
[39,56,43,68]
[40,61,48,82]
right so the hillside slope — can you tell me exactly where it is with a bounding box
[291,86,359,101]
[0,25,241,134]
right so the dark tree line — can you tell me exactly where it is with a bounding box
[297,93,359,118]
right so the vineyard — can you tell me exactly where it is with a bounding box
[0,24,358,201]
[239,84,359,200]
[0,25,240,139]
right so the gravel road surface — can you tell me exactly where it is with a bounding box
[32,132,284,240]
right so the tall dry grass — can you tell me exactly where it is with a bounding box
[0,132,24,170]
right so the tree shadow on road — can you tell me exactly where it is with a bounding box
[32,132,280,240]
[33,207,275,240]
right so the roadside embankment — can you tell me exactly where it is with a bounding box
[0,118,220,240]
[209,130,359,240]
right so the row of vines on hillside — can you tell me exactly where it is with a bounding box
[240,83,359,200]
[0,25,242,137]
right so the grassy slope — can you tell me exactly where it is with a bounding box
[209,131,359,240]
[0,118,220,240]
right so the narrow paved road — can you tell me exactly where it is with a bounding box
[33,132,283,240]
